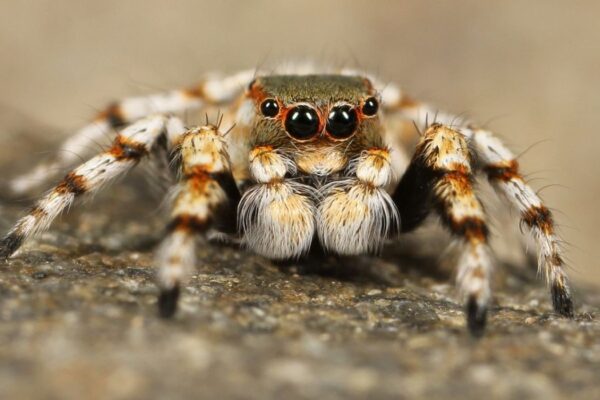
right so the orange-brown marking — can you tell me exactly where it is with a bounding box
[249,145,275,160]
[183,83,205,99]
[168,214,209,233]
[450,216,489,243]
[448,162,470,175]
[522,205,554,235]
[30,206,48,219]
[443,171,473,196]
[485,160,520,182]
[248,80,269,104]
[187,173,211,193]
[97,103,126,128]
[185,166,211,180]
[438,171,488,242]
[550,252,564,267]
[55,172,87,196]
[365,152,389,170]
[360,77,376,93]
[365,147,390,159]
[469,266,486,279]
[110,135,148,160]
[397,95,420,109]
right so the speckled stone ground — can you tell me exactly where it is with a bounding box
[0,170,599,400]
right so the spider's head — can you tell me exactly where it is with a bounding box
[247,75,384,176]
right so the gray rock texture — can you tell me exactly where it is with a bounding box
[0,173,598,400]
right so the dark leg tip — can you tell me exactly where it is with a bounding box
[466,296,488,338]
[0,247,10,261]
[551,283,574,318]
[0,234,23,261]
[158,285,180,319]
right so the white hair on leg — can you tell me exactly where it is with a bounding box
[154,124,239,317]
[0,115,168,259]
[466,127,573,316]
[9,71,254,195]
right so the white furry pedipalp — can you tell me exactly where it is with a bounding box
[238,181,318,259]
[317,179,399,255]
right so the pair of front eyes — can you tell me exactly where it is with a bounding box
[259,97,379,141]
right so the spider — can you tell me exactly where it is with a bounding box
[0,65,574,336]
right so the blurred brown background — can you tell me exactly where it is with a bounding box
[0,0,598,287]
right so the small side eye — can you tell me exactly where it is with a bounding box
[362,97,379,116]
[260,99,279,117]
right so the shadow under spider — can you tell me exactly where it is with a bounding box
[273,239,450,287]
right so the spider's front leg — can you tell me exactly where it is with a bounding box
[155,125,240,317]
[393,124,493,336]
[0,115,174,259]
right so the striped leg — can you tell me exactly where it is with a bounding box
[466,127,574,317]
[393,124,493,336]
[0,115,170,259]
[155,125,240,318]
[388,97,574,318]
[9,70,255,195]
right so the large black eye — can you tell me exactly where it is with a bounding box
[260,99,279,117]
[285,105,320,140]
[326,105,358,139]
[362,97,379,116]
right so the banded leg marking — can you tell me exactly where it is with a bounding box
[468,127,574,317]
[394,124,493,335]
[391,96,575,319]
[155,125,240,317]
[0,115,169,259]
[9,70,255,195]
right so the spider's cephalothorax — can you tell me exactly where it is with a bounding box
[238,75,397,260]
[0,66,575,336]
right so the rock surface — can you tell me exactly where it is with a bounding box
[0,174,599,400]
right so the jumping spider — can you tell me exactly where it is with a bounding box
[0,66,574,335]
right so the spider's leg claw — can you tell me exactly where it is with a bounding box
[466,295,487,338]
[551,282,574,318]
[158,285,180,319]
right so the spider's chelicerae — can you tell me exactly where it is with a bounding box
[0,66,574,335]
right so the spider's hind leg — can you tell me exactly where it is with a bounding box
[155,124,240,318]
[393,123,493,336]
[9,70,255,195]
